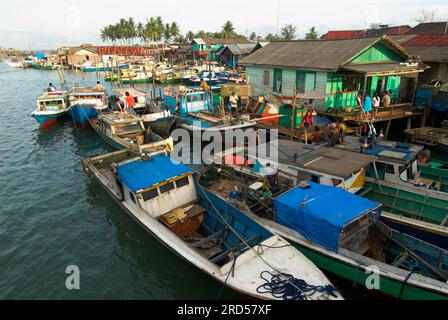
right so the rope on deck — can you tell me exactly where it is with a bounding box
[256,271,339,301]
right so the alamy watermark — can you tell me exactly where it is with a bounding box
[65,265,80,290]
[169,123,279,175]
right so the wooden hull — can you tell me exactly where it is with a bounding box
[245,214,448,300]
[82,152,342,300]
[359,180,448,250]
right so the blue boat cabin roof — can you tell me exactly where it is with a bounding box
[116,155,193,193]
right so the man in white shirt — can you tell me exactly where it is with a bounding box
[47,83,56,92]
[229,92,238,115]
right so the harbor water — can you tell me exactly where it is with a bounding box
[0,63,375,299]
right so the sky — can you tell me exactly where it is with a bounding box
[0,0,447,50]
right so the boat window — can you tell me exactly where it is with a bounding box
[187,96,191,103]
[129,191,136,203]
[175,176,189,189]
[385,164,395,174]
[159,182,175,194]
[141,188,159,202]
[311,175,319,183]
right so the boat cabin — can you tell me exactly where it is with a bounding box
[36,91,68,111]
[164,86,210,117]
[274,182,382,252]
[337,136,433,188]
[112,88,148,111]
[96,112,148,145]
[218,139,377,194]
[69,86,106,104]
[115,155,198,218]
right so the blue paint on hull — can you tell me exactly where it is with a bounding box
[383,219,448,251]
[68,104,100,125]
[31,113,64,127]
[82,64,129,72]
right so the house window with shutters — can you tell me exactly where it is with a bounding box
[273,69,283,94]
[296,71,316,94]
[263,71,270,85]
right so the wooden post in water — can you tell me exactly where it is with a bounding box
[290,89,297,141]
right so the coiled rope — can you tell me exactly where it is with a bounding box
[256,271,339,301]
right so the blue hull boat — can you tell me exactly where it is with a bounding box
[67,104,103,126]
[31,113,64,128]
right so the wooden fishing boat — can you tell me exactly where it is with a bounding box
[112,88,149,115]
[419,163,448,193]
[405,125,448,155]
[104,66,154,83]
[110,88,177,138]
[81,150,343,300]
[358,180,448,250]
[336,136,448,197]
[80,63,129,72]
[90,111,173,153]
[67,86,108,126]
[163,86,254,134]
[31,62,61,70]
[5,61,23,68]
[197,166,448,299]
[212,140,376,194]
[31,91,69,128]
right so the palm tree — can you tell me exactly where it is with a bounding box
[195,30,206,39]
[164,23,172,43]
[170,22,180,41]
[305,26,319,40]
[137,22,145,43]
[280,24,296,40]
[186,30,195,42]
[249,32,257,41]
[144,17,165,43]
[221,21,235,39]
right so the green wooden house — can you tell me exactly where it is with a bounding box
[240,36,427,112]
[191,38,253,62]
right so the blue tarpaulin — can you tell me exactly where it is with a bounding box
[35,52,46,59]
[116,155,192,192]
[274,182,381,251]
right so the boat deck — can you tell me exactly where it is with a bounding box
[99,112,142,125]
[254,139,376,178]
[404,127,448,147]
[335,136,424,164]
[317,103,422,124]
[113,88,147,97]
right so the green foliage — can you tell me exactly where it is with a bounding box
[100,19,249,45]
[280,24,296,40]
[305,26,319,40]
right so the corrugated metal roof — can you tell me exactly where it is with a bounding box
[220,43,257,55]
[401,35,448,47]
[192,38,252,45]
[341,62,425,75]
[240,36,408,71]
[407,22,448,35]
[321,30,366,39]
[404,46,448,62]
[364,25,411,37]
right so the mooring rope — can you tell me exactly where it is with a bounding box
[256,271,339,301]
[196,181,337,300]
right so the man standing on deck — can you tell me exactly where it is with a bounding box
[47,83,56,92]
[382,91,391,107]
[95,81,104,91]
[125,91,136,114]
[229,92,239,115]
[199,78,210,92]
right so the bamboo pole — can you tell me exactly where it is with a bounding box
[290,89,297,141]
